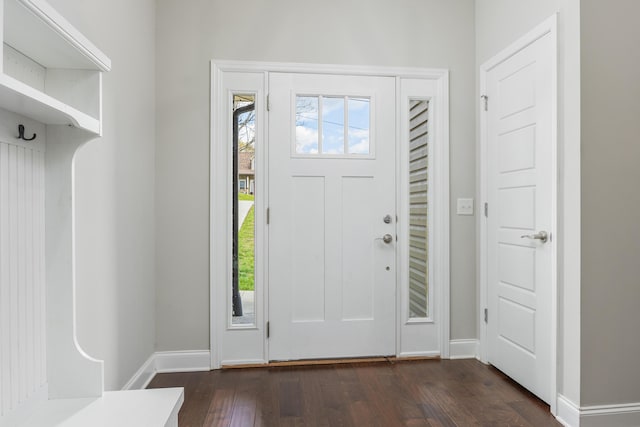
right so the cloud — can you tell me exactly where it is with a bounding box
[296,125,319,153]
[349,129,370,154]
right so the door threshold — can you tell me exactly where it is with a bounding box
[222,355,440,369]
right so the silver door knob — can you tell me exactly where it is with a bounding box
[382,233,393,244]
[520,230,549,243]
[375,234,393,244]
[376,233,393,244]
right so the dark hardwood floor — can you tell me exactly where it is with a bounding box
[147,359,560,427]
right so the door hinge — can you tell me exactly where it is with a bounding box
[266,321,270,338]
[484,308,488,323]
[266,94,271,111]
[266,207,270,225]
[481,95,488,111]
[484,202,488,217]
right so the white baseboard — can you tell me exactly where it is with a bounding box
[154,350,211,373]
[448,339,479,360]
[123,350,211,390]
[556,394,580,427]
[123,354,157,390]
[555,394,640,427]
[580,402,640,427]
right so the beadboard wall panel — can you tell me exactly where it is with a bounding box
[0,135,46,419]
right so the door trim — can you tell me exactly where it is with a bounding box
[210,60,450,368]
[478,14,558,413]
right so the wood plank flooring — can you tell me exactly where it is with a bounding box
[147,359,561,427]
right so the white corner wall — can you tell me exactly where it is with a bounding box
[155,0,477,351]
[475,0,582,406]
[45,0,157,391]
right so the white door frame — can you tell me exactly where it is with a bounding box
[210,60,450,368]
[478,15,558,413]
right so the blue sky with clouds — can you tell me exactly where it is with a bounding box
[296,96,369,155]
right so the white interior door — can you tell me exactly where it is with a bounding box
[268,73,396,361]
[485,29,555,403]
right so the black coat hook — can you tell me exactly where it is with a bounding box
[18,124,36,141]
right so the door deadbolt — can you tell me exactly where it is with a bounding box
[383,214,392,224]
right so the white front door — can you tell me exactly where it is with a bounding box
[485,28,555,403]
[268,73,396,361]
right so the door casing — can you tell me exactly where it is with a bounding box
[210,61,450,368]
[478,15,558,414]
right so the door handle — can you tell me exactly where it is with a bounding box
[375,234,394,244]
[520,230,549,243]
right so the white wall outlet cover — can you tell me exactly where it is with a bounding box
[457,198,474,215]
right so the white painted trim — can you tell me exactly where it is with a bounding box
[556,394,580,427]
[580,403,640,427]
[394,76,403,360]
[438,72,451,359]
[554,395,640,427]
[448,339,479,360]
[122,354,156,391]
[581,402,640,416]
[478,14,558,412]
[212,60,448,80]
[123,351,212,391]
[155,351,211,373]
[210,61,223,370]
[211,60,451,369]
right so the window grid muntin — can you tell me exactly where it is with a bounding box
[294,94,372,158]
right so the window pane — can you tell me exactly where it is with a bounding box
[296,95,371,157]
[322,97,345,154]
[232,94,256,327]
[296,96,319,154]
[348,97,370,154]
[408,100,429,318]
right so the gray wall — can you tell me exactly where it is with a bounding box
[476,0,562,64]
[581,0,640,406]
[475,0,582,404]
[46,0,157,391]
[155,0,477,351]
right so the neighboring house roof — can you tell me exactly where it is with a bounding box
[239,151,254,176]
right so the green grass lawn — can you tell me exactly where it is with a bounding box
[238,194,255,291]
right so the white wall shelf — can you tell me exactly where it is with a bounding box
[1,0,112,135]
[3,0,111,72]
[0,73,100,133]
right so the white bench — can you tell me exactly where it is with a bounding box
[18,388,184,427]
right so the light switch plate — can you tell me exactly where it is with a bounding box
[457,198,474,216]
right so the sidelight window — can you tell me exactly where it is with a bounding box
[231,94,256,327]
[408,99,429,319]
